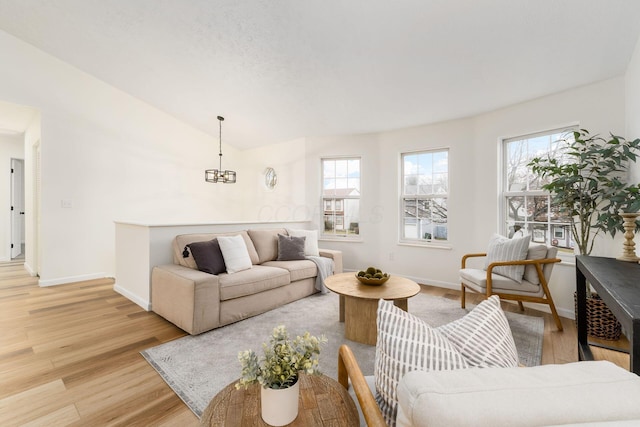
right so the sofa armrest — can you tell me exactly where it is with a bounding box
[151,264,221,335]
[319,249,343,274]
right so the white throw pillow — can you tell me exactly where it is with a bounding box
[217,235,252,274]
[484,233,531,283]
[286,228,319,256]
[375,296,518,427]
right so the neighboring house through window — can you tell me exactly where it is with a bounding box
[322,158,360,237]
[401,149,449,243]
[502,127,577,252]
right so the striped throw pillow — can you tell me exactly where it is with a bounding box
[374,296,518,426]
[437,295,518,367]
[484,233,531,283]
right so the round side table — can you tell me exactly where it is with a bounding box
[200,373,359,426]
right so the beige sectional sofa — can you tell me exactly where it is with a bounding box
[150,228,342,335]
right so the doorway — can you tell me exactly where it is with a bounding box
[10,158,25,260]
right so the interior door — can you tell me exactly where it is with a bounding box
[10,158,24,259]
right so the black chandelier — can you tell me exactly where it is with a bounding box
[205,116,236,183]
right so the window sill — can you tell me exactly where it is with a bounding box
[319,237,363,243]
[398,241,453,250]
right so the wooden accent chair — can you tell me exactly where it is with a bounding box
[459,245,563,331]
[337,344,386,427]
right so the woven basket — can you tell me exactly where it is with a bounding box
[574,293,622,341]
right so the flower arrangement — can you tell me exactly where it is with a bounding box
[236,325,327,390]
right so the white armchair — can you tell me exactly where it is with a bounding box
[459,244,563,331]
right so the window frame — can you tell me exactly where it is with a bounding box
[500,125,578,260]
[399,148,450,246]
[321,156,361,239]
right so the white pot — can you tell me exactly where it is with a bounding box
[260,379,300,426]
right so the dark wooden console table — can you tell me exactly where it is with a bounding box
[576,255,640,374]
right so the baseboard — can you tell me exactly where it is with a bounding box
[113,283,151,311]
[38,272,107,287]
[23,262,37,277]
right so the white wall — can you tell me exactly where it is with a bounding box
[306,77,627,319]
[627,33,640,184]
[0,29,254,284]
[0,134,23,261]
[242,138,309,222]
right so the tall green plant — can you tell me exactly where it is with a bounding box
[528,129,640,255]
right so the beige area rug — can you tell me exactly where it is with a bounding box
[141,291,544,418]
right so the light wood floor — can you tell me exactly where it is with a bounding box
[0,262,630,426]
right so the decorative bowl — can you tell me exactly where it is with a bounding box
[355,274,390,286]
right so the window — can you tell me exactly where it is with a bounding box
[503,127,577,252]
[401,149,448,243]
[322,158,360,237]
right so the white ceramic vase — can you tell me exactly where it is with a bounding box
[260,379,300,426]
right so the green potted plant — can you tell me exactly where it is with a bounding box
[236,325,326,426]
[528,129,640,339]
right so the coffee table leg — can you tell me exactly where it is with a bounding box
[344,296,378,345]
[394,298,408,312]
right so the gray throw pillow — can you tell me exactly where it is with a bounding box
[187,239,226,275]
[277,234,306,261]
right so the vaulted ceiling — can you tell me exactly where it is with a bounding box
[1,0,639,148]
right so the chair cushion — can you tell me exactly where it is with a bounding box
[484,234,531,282]
[396,361,640,427]
[460,268,542,295]
[374,295,518,426]
[524,243,549,285]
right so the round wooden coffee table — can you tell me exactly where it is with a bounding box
[200,373,359,426]
[324,272,421,345]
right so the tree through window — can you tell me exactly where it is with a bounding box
[503,128,576,250]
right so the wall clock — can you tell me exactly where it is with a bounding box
[265,167,277,189]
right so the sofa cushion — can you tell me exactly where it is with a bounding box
[484,233,531,282]
[262,260,317,281]
[173,231,260,268]
[277,234,306,261]
[286,228,320,256]
[218,265,291,301]
[218,235,253,274]
[396,361,640,427]
[375,296,518,426]
[187,239,226,275]
[248,228,286,263]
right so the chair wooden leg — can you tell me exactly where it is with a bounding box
[517,301,524,311]
[540,280,564,332]
[461,284,466,308]
[547,298,564,331]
